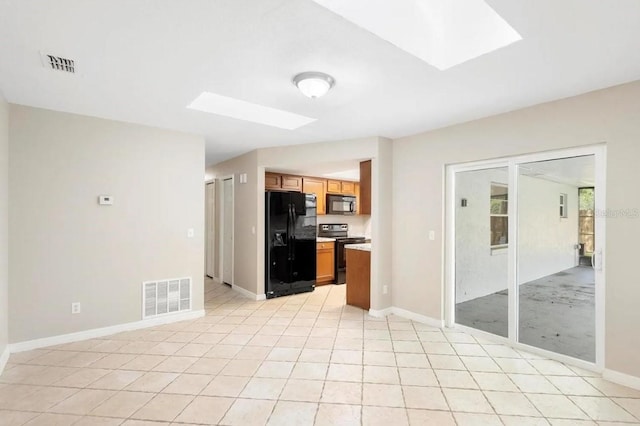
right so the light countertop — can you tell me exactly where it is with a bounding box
[345,243,371,252]
[317,237,336,243]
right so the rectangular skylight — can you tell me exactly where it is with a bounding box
[312,0,522,70]
[187,92,317,130]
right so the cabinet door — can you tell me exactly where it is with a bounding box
[265,173,282,190]
[302,178,326,215]
[327,180,342,194]
[359,160,372,215]
[281,175,302,191]
[354,182,361,215]
[316,242,335,285]
[341,181,355,195]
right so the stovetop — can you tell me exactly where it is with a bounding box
[317,224,365,241]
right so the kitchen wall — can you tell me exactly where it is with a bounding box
[0,94,8,365]
[392,80,640,379]
[9,106,205,343]
[318,215,371,238]
[206,136,392,310]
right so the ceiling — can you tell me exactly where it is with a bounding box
[1,1,639,166]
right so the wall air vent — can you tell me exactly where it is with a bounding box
[42,53,75,73]
[142,277,192,319]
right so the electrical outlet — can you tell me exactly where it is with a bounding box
[187,228,195,238]
[383,285,388,294]
[71,302,81,314]
[429,230,435,241]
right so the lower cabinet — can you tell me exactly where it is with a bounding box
[316,242,335,285]
[346,248,370,310]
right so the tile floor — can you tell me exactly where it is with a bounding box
[1,278,639,425]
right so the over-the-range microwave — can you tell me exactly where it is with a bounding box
[326,194,356,215]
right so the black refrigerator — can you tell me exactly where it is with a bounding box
[265,191,317,299]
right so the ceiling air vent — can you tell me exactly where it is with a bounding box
[42,53,75,73]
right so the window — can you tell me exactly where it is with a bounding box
[490,183,508,247]
[560,193,568,218]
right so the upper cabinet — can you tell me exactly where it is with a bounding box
[265,172,302,192]
[327,179,356,195]
[359,160,372,215]
[302,177,326,215]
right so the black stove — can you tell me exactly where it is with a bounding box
[318,224,367,284]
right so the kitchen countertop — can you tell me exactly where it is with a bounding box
[317,237,336,243]
[345,243,371,252]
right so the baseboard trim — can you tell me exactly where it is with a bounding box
[231,284,265,301]
[368,307,393,318]
[9,310,205,353]
[603,368,640,391]
[391,307,445,328]
[0,346,10,376]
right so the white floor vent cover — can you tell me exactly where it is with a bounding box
[143,277,191,319]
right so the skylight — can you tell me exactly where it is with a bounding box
[187,92,317,130]
[312,0,522,70]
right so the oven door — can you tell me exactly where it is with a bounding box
[326,195,356,215]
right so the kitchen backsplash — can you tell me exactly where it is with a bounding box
[318,215,371,238]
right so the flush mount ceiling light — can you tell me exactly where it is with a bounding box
[311,0,522,70]
[293,72,335,98]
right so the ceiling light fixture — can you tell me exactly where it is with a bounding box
[293,72,335,98]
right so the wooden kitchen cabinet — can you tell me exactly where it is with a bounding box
[359,160,372,215]
[341,181,355,195]
[265,172,303,192]
[316,242,335,285]
[302,177,326,215]
[355,182,360,215]
[346,248,370,310]
[327,180,342,194]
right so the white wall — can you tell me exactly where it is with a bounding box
[0,94,8,361]
[392,80,640,378]
[518,176,579,284]
[9,106,205,343]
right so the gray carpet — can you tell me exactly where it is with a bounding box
[455,266,595,362]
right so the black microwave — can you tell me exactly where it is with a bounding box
[326,194,356,215]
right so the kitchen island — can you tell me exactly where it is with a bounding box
[345,243,371,310]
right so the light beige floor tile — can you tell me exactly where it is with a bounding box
[161,373,212,395]
[484,390,541,416]
[120,355,167,371]
[453,412,503,426]
[239,377,286,399]
[173,343,212,357]
[333,338,363,351]
[68,415,125,426]
[442,388,493,413]
[427,355,466,370]
[89,354,137,369]
[398,367,438,386]
[361,406,409,426]
[124,371,178,392]
[314,403,361,426]
[396,353,430,368]
[267,400,317,426]
[184,356,229,375]
[235,345,272,360]
[403,385,448,410]
[0,409,39,426]
[407,408,456,426]
[546,376,603,396]
[435,369,478,389]
[393,341,424,354]
[23,413,82,426]
[331,350,362,365]
[201,375,250,397]
[276,336,307,349]
[363,351,396,367]
[509,374,561,394]
[482,344,523,358]
[6,386,78,411]
[267,347,301,362]
[151,356,197,373]
[255,361,294,378]
[219,358,262,376]
[321,381,362,404]
[326,363,362,382]
[364,340,394,352]
[49,388,116,415]
[88,370,143,390]
[529,359,576,376]
[417,331,448,343]
[585,378,640,398]
[145,342,185,356]
[500,415,550,425]
[174,395,234,424]
[298,349,331,363]
[569,396,637,422]
[280,379,323,402]
[90,390,154,418]
[290,362,328,380]
[613,397,640,420]
[0,365,47,384]
[131,393,194,422]
[470,372,518,391]
[60,352,107,368]
[221,398,276,426]
[546,419,596,426]
[422,342,455,355]
[525,393,590,419]
[495,358,538,374]
[460,356,501,372]
[363,365,399,384]
[117,341,158,354]
[362,383,404,407]
[204,344,243,358]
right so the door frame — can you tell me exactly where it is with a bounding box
[445,144,606,371]
[205,180,215,279]
[219,175,235,286]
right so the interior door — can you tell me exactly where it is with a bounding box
[205,182,215,278]
[222,178,233,285]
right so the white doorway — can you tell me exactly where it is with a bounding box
[446,144,606,370]
[205,181,215,278]
[220,177,234,286]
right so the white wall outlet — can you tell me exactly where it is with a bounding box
[383,285,388,294]
[98,195,114,205]
[429,230,435,241]
[187,228,195,238]
[71,302,81,314]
